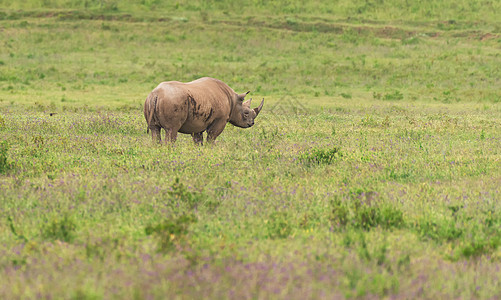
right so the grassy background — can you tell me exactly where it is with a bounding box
[1,0,501,299]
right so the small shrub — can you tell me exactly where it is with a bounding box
[286,17,298,26]
[300,147,341,166]
[402,36,420,45]
[379,205,405,229]
[353,204,380,230]
[330,199,349,226]
[85,237,122,261]
[42,215,77,243]
[266,212,293,239]
[330,197,404,231]
[381,115,391,127]
[340,92,352,99]
[460,239,488,258]
[169,177,205,210]
[459,235,500,258]
[0,141,10,173]
[145,213,196,253]
[360,114,378,127]
[7,216,27,242]
[415,216,462,242]
[383,90,404,101]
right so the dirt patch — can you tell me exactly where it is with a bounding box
[479,32,500,41]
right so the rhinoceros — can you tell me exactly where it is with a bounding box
[144,77,264,144]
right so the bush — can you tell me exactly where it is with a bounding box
[300,147,341,166]
[331,199,349,226]
[169,177,206,210]
[145,213,196,253]
[353,204,381,230]
[415,216,462,242]
[383,90,404,101]
[459,235,500,258]
[330,197,404,231]
[379,205,405,229]
[0,141,10,173]
[42,215,77,243]
[266,212,293,239]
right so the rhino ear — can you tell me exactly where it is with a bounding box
[243,98,252,108]
[238,91,250,101]
[253,98,264,116]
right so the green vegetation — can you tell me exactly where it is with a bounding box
[1,0,500,298]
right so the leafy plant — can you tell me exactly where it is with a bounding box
[340,92,352,99]
[383,90,404,101]
[145,213,196,253]
[266,212,293,239]
[0,141,10,173]
[300,147,341,166]
[330,197,404,231]
[360,114,378,127]
[415,216,462,242]
[169,177,206,210]
[42,215,77,243]
[7,216,28,242]
[378,205,405,229]
[459,235,500,259]
[330,198,349,226]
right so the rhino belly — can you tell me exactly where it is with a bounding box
[178,120,209,134]
[178,104,219,133]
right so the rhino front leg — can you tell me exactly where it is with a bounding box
[206,120,227,143]
[191,132,204,145]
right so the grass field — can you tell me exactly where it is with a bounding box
[1,1,501,298]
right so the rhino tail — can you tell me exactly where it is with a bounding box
[146,93,158,134]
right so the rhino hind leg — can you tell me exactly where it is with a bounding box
[191,132,204,145]
[164,128,178,144]
[150,126,162,143]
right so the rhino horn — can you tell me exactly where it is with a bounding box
[254,98,264,116]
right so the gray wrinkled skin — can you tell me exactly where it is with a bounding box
[144,77,264,144]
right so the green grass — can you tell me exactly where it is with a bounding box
[1,1,501,299]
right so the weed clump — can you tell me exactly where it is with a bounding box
[415,207,501,259]
[42,215,77,243]
[169,177,210,210]
[0,141,10,173]
[266,211,293,239]
[330,195,404,231]
[383,90,404,101]
[145,213,196,253]
[300,147,341,166]
[415,216,462,242]
[330,199,350,226]
[459,235,501,259]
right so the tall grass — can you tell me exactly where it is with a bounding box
[0,2,500,299]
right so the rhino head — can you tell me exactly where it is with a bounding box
[230,91,264,128]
